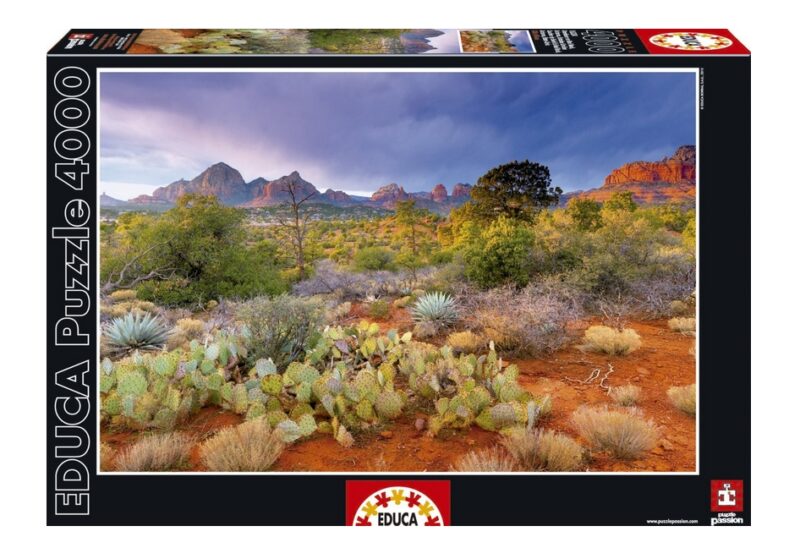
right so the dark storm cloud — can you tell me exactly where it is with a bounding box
[100,70,696,196]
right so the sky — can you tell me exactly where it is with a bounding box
[99,71,696,199]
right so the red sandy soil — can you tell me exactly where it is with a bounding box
[101,316,696,473]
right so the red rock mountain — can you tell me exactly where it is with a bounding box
[566,145,696,204]
[245,171,321,207]
[148,162,250,205]
[431,184,448,202]
[123,162,472,213]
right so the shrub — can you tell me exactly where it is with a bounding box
[324,301,352,324]
[669,300,690,316]
[450,446,517,472]
[108,289,137,302]
[114,432,193,471]
[103,312,172,354]
[199,418,285,472]
[572,407,657,459]
[464,282,580,356]
[411,292,458,328]
[353,246,396,271]
[668,317,696,334]
[463,216,536,288]
[608,384,642,407]
[102,299,159,319]
[235,295,323,370]
[412,321,439,339]
[100,442,115,471]
[501,428,585,471]
[446,331,485,354]
[577,326,641,355]
[176,318,206,340]
[368,300,390,320]
[667,384,696,416]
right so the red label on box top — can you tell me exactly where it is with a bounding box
[346,480,451,526]
[636,29,749,55]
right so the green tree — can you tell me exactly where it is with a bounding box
[470,160,562,222]
[566,197,603,231]
[393,200,425,279]
[464,216,535,288]
[604,191,638,212]
[102,194,286,304]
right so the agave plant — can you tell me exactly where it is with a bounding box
[411,292,458,327]
[103,312,172,354]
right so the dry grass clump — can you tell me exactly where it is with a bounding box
[100,442,116,471]
[176,318,206,340]
[450,446,517,472]
[115,432,193,471]
[446,330,485,354]
[667,384,696,416]
[668,317,696,334]
[109,289,138,302]
[608,384,642,407]
[367,299,391,320]
[103,299,159,319]
[200,418,285,472]
[668,300,690,316]
[502,428,585,471]
[324,301,352,324]
[572,406,657,459]
[577,326,641,355]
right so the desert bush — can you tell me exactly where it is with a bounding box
[235,295,323,370]
[572,407,657,459]
[669,300,690,316]
[109,289,137,302]
[463,282,581,356]
[668,317,696,334]
[100,442,115,471]
[412,321,439,339]
[463,216,536,288]
[103,312,173,354]
[608,384,642,407]
[411,292,458,328]
[324,301,352,324]
[102,299,159,320]
[450,446,517,472]
[577,326,641,355]
[501,428,585,471]
[199,418,285,472]
[114,432,193,471]
[353,246,396,271]
[667,384,696,416]
[393,295,414,308]
[294,259,436,300]
[176,318,206,340]
[368,300,391,320]
[446,331,485,355]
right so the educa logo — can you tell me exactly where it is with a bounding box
[649,32,733,51]
[346,480,450,526]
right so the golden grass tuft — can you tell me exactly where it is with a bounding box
[108,289,137,302]
[446,330,485,354]
[176,318,206,340]
[667,384,696,416]
[501,428,585,471]
[100,442,116,471]
[200,418,285,472]
[577,325,641,355]
[450,446,517,472]
[572,406,657,459]
[115,432,193,471]
[608,384,642,407]
[668,317,696,334]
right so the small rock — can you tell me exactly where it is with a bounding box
[414,418,426,431]
[636,367,650,376]
[466,439,476,446]
[659,439,674,451]
[379,430,393,439]
[651,447,665,456]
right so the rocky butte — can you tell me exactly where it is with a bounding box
[564,145,696,204]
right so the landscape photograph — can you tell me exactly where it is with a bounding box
[459,30,535,53]
[98,70,697,473]
[129,29,461,54]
